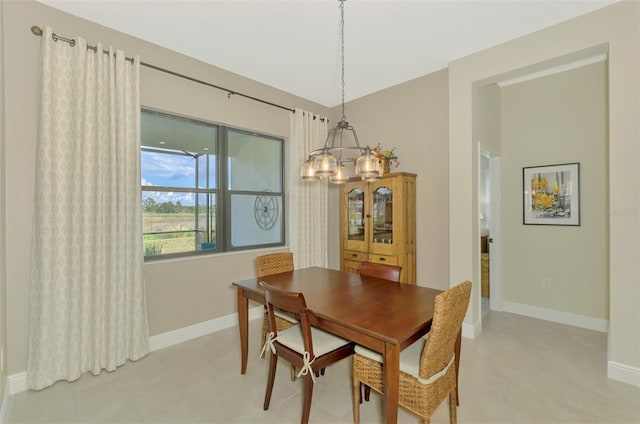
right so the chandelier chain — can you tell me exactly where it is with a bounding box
[340,0,346,121]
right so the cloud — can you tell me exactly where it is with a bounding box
[142,190,196,206]
[141,151,196,186]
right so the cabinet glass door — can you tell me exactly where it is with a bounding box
[347,188,365,241]
[372,186,393,245]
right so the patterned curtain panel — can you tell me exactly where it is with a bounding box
[28,27,149,390]
[288,109,329,269]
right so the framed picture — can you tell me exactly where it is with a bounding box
[523,162,580,226]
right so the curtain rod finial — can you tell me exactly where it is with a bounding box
[31,25,43,36]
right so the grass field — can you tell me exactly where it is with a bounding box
[143,213,214,255]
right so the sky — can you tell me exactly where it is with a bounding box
[141,151,212,206]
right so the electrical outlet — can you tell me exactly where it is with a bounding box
[542,278,552,289]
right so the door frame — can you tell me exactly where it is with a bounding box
[488,156,502,311]
[478,144,502,313]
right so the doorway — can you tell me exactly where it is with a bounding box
[479,148,502,317]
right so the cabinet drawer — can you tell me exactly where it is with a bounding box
[367,254,398,265]
[343,250,367,262]
[343,260,363,274]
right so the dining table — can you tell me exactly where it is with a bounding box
[232,266,460,424]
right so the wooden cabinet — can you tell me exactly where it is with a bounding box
[481,253,490,297]
[340,172,416,284]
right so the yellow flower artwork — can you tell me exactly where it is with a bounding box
[524,163,580,226]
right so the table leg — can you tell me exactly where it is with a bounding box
[237,288,249,374]
[455,329,461,406]
[383,343,400,424]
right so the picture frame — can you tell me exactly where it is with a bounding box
[523,162,580,226]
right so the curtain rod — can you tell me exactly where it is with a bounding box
[29,25,320,117]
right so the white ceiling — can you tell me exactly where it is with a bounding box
[39,0,618,108]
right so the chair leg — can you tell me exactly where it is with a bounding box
[364,385,371,401]
[290,364,296,381]
[301,373,314,424]
[263,353,278,410]
[449,387,458,424]
[352,378,361,424]
[260,313,268,359]
[320,368,325,376]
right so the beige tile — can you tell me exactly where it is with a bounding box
[74,380,144,423]
[9,380,78,423]
[7,311,640,424]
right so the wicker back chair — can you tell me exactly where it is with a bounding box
[260,281,355,424]
[359,261,402,282]
[352,281,472,424]
[257,253,297,357]
[256,252,294,277]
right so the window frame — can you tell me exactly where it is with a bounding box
[141,109,285,260]
[221,127,286,252]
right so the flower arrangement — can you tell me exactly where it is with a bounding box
[372,143,399,172]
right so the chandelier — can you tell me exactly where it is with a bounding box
[300,0,381,184]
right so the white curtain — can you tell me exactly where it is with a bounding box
[28,27,149,390]
[288,109,329,268]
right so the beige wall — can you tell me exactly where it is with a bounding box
[3,0,330,374]
[501,62,608,319]
[474,84,502,155]
[329,69,450,288]
[449,0,639,374]
[0,0,8,401]
[474,84,501,241]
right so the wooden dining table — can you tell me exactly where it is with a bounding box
[232,266,459,424]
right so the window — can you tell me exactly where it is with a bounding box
[141,110,284,259]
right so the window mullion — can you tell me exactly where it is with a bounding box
[219,127,229,251]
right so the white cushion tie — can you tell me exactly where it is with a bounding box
[296,351,317,383]
[419,355,455,385]
[260,331,278,358]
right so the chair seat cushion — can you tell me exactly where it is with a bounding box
[354,333,453,386]
[278,325,351,356]
[355,336,426,381]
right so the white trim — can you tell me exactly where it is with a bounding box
[607,361,640,388]
[149,306,264,352]
[497,53,607,87]
[7,372,26,396]
[5,307,265,396]
[503,301,608,332]
[462,320,481,339]
[0,377,10,423]
[488,156,503,312]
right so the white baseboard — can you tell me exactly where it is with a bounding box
[149,306,264,352]
[608,361,640,388]
[4,307,265,397]
[1,376,11,424]
[6,372,26,396]
[502,301,608,333]
[462,320,481,339]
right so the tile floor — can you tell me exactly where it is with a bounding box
[6,311,640,423]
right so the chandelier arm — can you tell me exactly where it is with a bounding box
[308,145,365,155]
[320,129,335,150]
[346,126,362,148]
